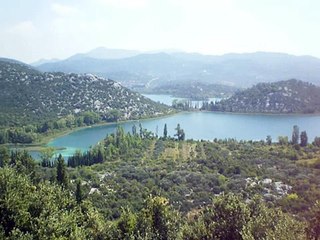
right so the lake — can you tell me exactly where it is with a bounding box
[48,111,320,158]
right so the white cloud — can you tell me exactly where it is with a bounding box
[51,3,79,16]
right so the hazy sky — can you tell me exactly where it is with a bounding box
[0,0,319,63]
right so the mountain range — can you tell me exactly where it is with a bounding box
[35,48,320,89]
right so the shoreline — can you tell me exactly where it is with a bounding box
[5,109,320,152]
[5,111,179,152]
[204,110,320,117]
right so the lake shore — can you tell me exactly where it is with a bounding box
[5,109,320,153]
[205,110,320,117]
[5,111,179,152]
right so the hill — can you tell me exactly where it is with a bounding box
[0,59,171,127]
[68,47,141,60]
[211,79,320,113]
[36,51,320,89]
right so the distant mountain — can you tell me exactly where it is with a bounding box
[36,51,320,88]
[31,58,60,67]
[0,59,170,126]
[67,47,141,61]
[212,79,320,113]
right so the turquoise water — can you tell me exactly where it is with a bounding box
[48,111,320,158]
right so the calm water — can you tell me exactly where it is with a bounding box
[48,111,320,158]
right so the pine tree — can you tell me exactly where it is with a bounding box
[300,131,308,147]
[132,124,137,136]
[266,135,272,145]
[75,180,83,204]
[97,148,104,163]
[163,124,168,139]
[139,123,143,138]
[175,124,185,141]
[292,125,299,145]
[0,146,10,167]
[56,154,68,187]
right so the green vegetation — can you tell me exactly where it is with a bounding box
[0,59,172,144]
[2,128,320,238]
[2,57,320,238]
[2,123,320,238]
[203,79,320,113]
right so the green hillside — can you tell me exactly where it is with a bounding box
[210,79,320,113]
[0,59,171,127]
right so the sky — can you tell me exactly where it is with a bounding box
[0,0,319,63]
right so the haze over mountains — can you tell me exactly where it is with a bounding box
[35,47,320,89]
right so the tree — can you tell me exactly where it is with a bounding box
[306,201,320,240]
[82,111,99,125]
[313,137,320,147]
[163,124,168,139]
[105,109,121,122]
[180,129,185,141]
[266,135,272,145]
[136,196,181,240]
[139,123,143,138]
[115,207,137,239]
[0,146,10,167]
[300,131,308,147]
[96,147,104,163]
[155,125,158,138]
[0,129,8,144]
[182,194,305,240]
[9,150,36,178]
[292,125,299,145]
[75,179,83,204]
[175,123,185,141]
[0,167,106,239]
[204,193,250,240]
[132,124,137,136]
[40,147,54,167]
[56,154,68,187]
[278,136,289,145]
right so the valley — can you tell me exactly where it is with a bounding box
[2,51,320,240]
[2,0,320,238]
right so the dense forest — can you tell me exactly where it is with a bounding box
[1,124,320,239]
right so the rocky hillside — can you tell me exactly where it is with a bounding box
[0,58,170,126]
[213,79,320,113]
